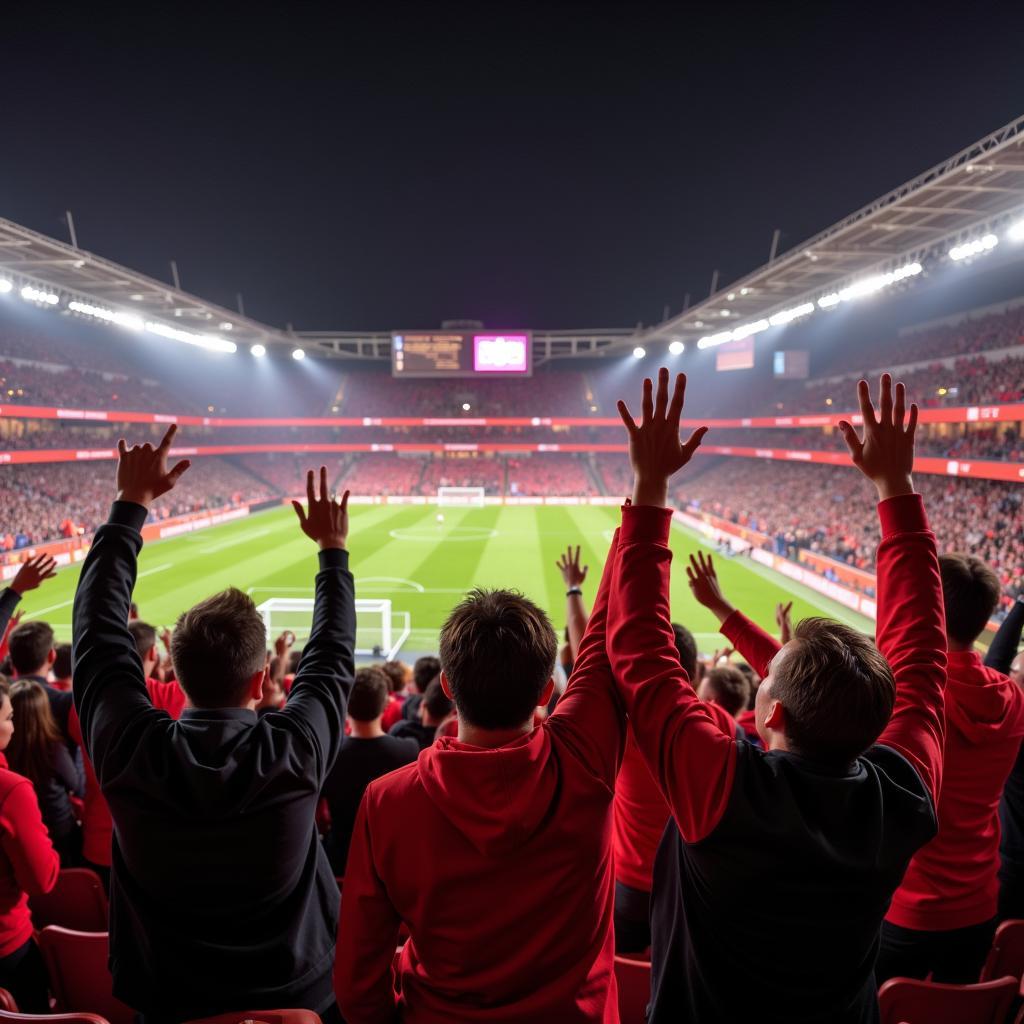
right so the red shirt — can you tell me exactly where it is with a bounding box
[380,693,405,732]
[887,650,1024,930]
[0,752,59,955]
[336,533,627,1023]
[69,678,186,867]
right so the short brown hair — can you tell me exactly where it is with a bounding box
[380,661,408,694]
[702,665,750,717]
[170,588,267,708]
[128,621,158,664]
[348,667,390,721]
[8,621,54,676]
[771,617,895,765]
[940,553,1000,646]
[439,589,557,730]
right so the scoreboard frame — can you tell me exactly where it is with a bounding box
[391,330,533,379]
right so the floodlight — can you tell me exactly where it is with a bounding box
[668,340,685,355]
[251,344,267,357]
[292,347,306,360]
[632,346,646,359]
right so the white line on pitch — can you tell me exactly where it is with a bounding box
[198,529,272,554]
[137,563,172,579]
[28,598,76,616]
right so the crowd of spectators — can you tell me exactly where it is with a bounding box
[506,454,598,496]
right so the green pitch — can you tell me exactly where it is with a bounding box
[17,503,872,657]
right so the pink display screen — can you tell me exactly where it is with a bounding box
[473,334,529,373]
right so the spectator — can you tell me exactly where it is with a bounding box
[876,555,1024,982]
[322,667,418,875]
[8,621,73,750]
[71,434,355,1023]
[616,370,945,1023]
[336,557,627,1020]
[388,678,452,751]
[6,680,83,865]
[401,655,441,722]
[0,675,59,1012]
[696,664,750,719]
[51,644,73,693]
[379,660,410,731]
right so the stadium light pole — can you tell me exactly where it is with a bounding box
[65,210,79,250]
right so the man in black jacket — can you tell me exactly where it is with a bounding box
[72,426,355,1023]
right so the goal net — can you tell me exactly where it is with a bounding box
[255,597,411,661]
[437,486,486,507]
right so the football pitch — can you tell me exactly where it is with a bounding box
[18,503,873,657]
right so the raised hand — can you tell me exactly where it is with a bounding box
[617,367,709,507]
[775,600,794,645]
[116,424,192,507]
[10,554,58,595]
[274,630,296,659]
[556,545,588,589]
[838,374,917,501]
[686,551,736,624]
[292,467,350,551]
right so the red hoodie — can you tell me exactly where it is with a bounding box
[0,752,59,955]
[336,534,627,1023]
[381,693,405,732]
[887,650,1024,930]
[68,678,186,867]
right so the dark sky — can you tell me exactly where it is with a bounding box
[3,2,1024,332]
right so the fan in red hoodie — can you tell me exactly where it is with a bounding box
[68,620,186,887]
[336,545,627,1022]
[875,554,1024,983]
[0,675,60,1012]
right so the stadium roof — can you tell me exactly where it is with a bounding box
[2,112,1023,362]
[642,112,1024,349]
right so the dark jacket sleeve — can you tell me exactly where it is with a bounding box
[278,548,356,785]
[71,502,158,781]
[986,597,1024,674]
[0,588,21,643]
[54,743,84,799]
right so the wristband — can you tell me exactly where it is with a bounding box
[566,587,583,597]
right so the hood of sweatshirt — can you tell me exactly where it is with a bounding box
[416,728,558,856]
[945,650,1024,745]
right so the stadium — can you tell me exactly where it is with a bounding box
[4,7,1024,1022]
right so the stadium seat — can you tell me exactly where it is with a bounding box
[37,927,134,1024]
[29,868,108,932]
[0,1014,109,1023]
[613,955,651,1024]
[184,1013,322,1024]
[0,991,15,1012]
[877,974,1017,1024]
[981,918,1024,984]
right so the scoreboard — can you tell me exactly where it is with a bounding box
[392,331,532,378]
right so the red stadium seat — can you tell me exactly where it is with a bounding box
[0,1014,109,1023]
[0,991,16,1011]
[29,868,108,932]
[613,955,651,1024]
[37,927,134,1024]
[184,1012,321,1024]
[981,918,1024,984]
[877,974,1017,1024]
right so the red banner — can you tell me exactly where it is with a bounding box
[1,403,1023,429]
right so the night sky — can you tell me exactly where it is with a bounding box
[3,2,1024,332]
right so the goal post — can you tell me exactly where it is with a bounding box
[255,597,411,661]
[437,486,486,507]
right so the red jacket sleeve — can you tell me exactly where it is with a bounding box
[0,780,59,897]
[873,494,947,805]
[546,530,627,789]
[720,610,783,680]
[335,789,401,1024]
[606,504,737,843]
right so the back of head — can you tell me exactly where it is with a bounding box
[170,588,266,708]
[8,621,54,677]
[413,655,441,693]
[439,588,557,730]
[771,617,895,765]
[422,678,454,722]
[128,620,158,664]
[671,623,698,680]
[380,660,408,694]
[703,665,750,717]
[7,679,60,786]
[349,666,390,722]
[940,553,1000,647]
[53,643,73,681]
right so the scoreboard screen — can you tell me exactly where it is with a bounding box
[392,331,532,378]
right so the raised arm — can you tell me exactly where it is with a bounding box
[546,531,627,786]
[687,551,782,678]
[335,793,402,1024]
[986,595,1024,674]
[839,376,947,802]
[606,369,737,843]
[279,468,356,784]
[556,545,589,661]
[72,426,190,774]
